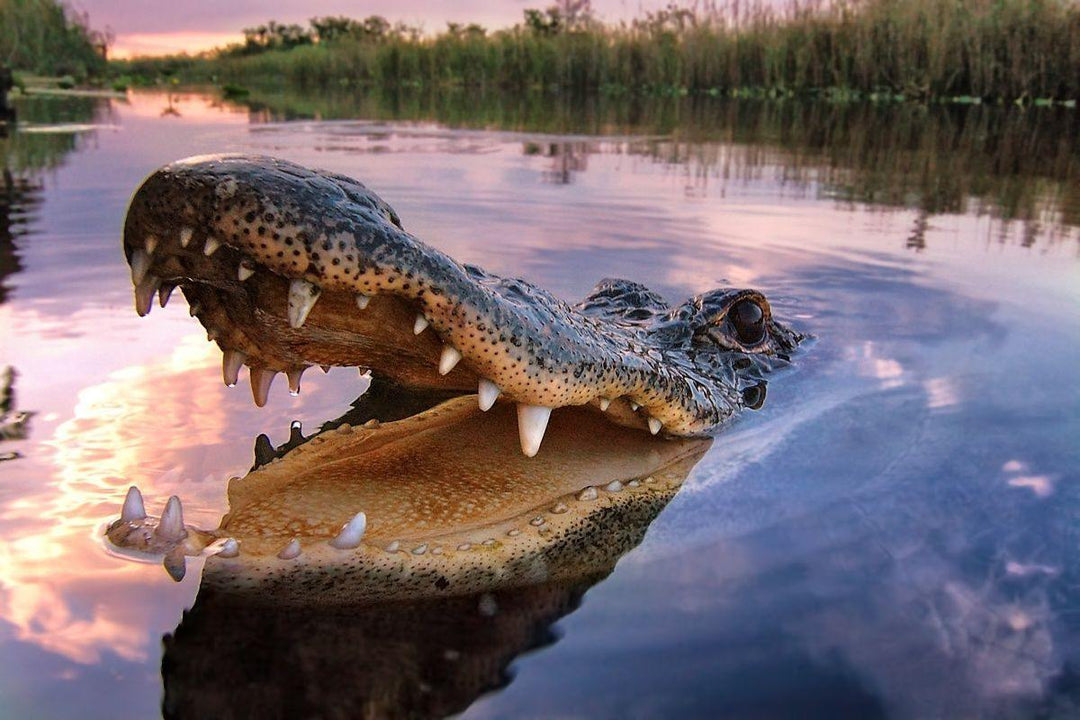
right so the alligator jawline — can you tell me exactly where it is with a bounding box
[107,393,711,603]
[122,155,803,457]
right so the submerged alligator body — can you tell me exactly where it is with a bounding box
[108,154,803,606]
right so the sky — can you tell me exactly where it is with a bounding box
[73,0,668,58]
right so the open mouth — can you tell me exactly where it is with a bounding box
[122,155,802,458]
[106,391,711,603]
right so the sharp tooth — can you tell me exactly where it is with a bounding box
[179,227,193,248]
[134,275,160,316]
[222,349,246,386]
[120,486,146,522]
[599,398,611,411]
[439,345,462,375]
[478,379,500,411]
[648,417,662,435]
[206,328,219,342]
[145,235,159,254]
[154,496,186,542]
[413,314,429,334]
[630,402,640,411]
[158,283,175,308]
[163,547,186,582]
[577,486,598,501]
[203,237,221,256]
[287,278,321,328]
[238,261,255,281]
[277,539,301,560]
[217,538,239,557]
[355,294,371,310]
[286,367,307,396]
[250,368,277,407]
[130,249,151,285]
[605,480,624,492]
[328,512,367,549]
[517,404,552,457]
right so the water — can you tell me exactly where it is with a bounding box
[1,89,1078,719]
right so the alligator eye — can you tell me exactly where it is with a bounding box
[729,299,766,346]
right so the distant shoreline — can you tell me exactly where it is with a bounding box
[108,1,1080,105]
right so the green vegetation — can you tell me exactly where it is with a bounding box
[0,0,109,81]
[113,0,1080,103]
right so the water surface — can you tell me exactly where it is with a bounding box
[1,90,1078,718]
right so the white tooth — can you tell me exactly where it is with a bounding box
[222,349,246,386]
[412,543,428,555]
[155,496,186,542]
[238,262,255,281]
[605,480,624,492]
[355,294,371,310]
[130,249,151,285]
[329,512,367,549]
[286,367,307,396]
[163,548,186,582]
[203,237,221,256]
[478,379,500,411]
[179,227,193,248]
[413,314,429,334]
[250,368,277,407]
[134,275,160,317]
[158,283,175,308]
[516,404,552,457]
[287,278,321,328]
[145,235,159,254]
[599,398,611,411]
[577,486,598,501]
[277,539,301,560]
[648,417,662,435]
[439,345,462,375]
[217,538,240,557]
[120,486,146,522]
[630,402,640,411]
[385,540,401,553]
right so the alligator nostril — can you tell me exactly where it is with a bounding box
[741,382,767,410]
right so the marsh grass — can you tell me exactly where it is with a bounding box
[121,0,1080,102]
[0,0,107,80]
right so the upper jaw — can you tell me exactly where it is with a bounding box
[123,154,801,454]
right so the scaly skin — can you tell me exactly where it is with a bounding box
[122,155,802,452]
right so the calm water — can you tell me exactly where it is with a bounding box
[1,90,1078,719]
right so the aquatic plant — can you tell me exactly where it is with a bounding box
[0,0,108,79]
[114,0,1080,102]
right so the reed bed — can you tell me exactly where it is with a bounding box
[122,0,1080,102]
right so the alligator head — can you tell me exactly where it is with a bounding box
[121,155,802,457]
[108,154,804,601]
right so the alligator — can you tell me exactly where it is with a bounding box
[107,154,803,602]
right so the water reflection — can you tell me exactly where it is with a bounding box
[117,384,712,718]
[0,89,1076,718]
[233,87,1080,247]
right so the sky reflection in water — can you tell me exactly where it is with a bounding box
[0,91,1077,718]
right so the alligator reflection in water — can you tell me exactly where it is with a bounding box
[124,378,713,718]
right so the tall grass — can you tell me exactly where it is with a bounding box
[0,0,107,79]
[124,0,1080,101]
